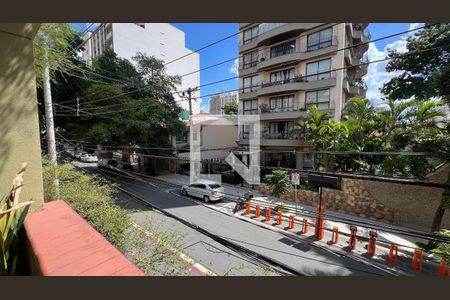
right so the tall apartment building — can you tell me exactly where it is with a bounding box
[209,92,238,115]
[80,23,201,114]
[237,23,370,170]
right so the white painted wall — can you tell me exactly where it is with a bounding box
[82,23,200,114]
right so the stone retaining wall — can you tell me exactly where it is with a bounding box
[260,165,450,231]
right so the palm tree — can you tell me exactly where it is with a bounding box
[292,105,330,170]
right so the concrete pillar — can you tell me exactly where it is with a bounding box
[296,152,304,170]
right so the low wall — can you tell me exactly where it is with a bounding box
[260,165,450,231]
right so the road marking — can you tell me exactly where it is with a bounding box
[131,222,216,276]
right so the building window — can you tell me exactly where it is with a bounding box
[243,26,259,44]
[268,121,294,139]
[243,75,259,93]
[269,95,294,112]
[307,27,333,52]
[306,58,331,81]
[305,89,331,110]
[243,99,258,115]
[270,68,295,83]
[242,51,259,69]
[270,40,295,58]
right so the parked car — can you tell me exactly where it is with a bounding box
[79,153,98,163]
[181,180,225,203]
[98,158,118,169]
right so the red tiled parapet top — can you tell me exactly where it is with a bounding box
[24,200,144,276]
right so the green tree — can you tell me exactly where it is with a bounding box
[381,23,450,102]
[53,49,184,149]
[223,101,238,115]
[33,23,78,86]
[264,170,292,199]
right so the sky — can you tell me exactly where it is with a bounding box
[72,23,422,111]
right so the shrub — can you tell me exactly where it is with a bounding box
[42,159,129,251]
[0,163,34,275]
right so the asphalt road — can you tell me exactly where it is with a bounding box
[83,164,392,276]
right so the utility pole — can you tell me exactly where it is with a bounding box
[43,49,58,166]
[178,87,198,180]
[43,47,60,194]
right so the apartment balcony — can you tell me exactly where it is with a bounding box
[344,78,367,98]
[256,71,337,97]
[239,89,259,101]
[256,37,339,72]
[239,23,324,52]
[258,101,335,121]
[238,132,306,147]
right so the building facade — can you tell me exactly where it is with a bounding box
[209,92,238,115]
[80,23,201,114]
[237,23,370,170]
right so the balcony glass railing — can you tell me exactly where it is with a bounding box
[242,36,338,71]
[305,100,335,111]
[259,70,336,89]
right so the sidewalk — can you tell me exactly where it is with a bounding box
[156,173,445,272]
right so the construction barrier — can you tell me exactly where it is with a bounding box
[301,218,308,234]
[245,201,251,215]
[289,215,295,229]
[255,205,261,218]
[314,206,325,240]
[367,230,378,257]
[331,226,339,244]
[411,249,423,272]
[438,259,447,277]
[348,225,357,250]
[277,210,282,225]
[265,208,271,222]
[388,243,399,265]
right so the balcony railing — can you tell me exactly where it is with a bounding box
[239,23,288,45]
[305,100,336,111]
[349,79,368,90]
[240,36,338,70]
[261,132,299,140]
[260,70,337,89]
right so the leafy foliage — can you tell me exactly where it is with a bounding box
[33,23,78,87]
[48,47,184,149]
[223,101,238,115]
[0,163,34,275]
[264,170,292,198]
[300,98,448,177]
[42,159,193,275]
[381,23,450,102]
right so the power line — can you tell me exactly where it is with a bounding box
[57,43,450,116]
[54,23,432,108]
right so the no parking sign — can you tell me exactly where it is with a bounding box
[291,172,300,185]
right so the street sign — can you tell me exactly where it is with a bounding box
[291,172,300,185]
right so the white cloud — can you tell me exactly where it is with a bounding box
[229,58,238,75]
[365,23,424,106]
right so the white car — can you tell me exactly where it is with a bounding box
[79,153,98,163]
[181,181,225,203]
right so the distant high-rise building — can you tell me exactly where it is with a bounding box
[209,92,238,115]
[80,23,201,114]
